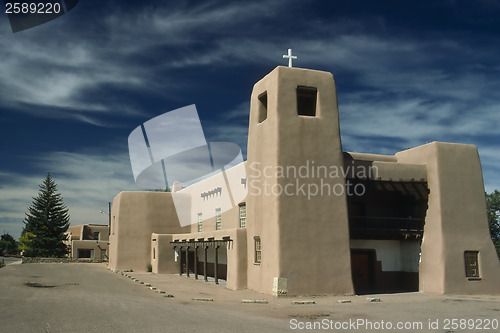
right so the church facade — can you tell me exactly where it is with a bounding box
[108,66,500,296]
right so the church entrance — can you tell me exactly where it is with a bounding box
[350,249,376,294]
[347,178,428,294]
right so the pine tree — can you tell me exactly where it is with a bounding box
[0,233,18,255]
[486,190,500,259]
[20,173,70,257]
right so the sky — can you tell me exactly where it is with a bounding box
[1,0,500,239]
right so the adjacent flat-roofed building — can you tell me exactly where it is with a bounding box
[108,66,500,296]
[65,224,109,260]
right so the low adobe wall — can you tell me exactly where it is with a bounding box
[22,257,107,264]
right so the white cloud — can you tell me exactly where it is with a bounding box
[0,149,140,239]
[476,146,500,193]
[1,0,499,237]
[203,101,249,157]
[0,1,292,125]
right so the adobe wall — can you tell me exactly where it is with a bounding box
[108,191,187,272]
[151,234,177,274]
[70,240,108,260]
[84,225,110,241]
[396,142,500,294]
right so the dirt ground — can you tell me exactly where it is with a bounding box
[123,266,500,332]
[1,262,498,332]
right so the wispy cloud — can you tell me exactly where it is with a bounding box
[0,148,139,239]
[1,0,499,239]
[0,0,290,126]
[203,101,249,157]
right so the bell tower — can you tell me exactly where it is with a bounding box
[246,66,354,296]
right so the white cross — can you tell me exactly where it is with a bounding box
[283,48,297,67]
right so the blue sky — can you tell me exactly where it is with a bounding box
[1,0,500,239]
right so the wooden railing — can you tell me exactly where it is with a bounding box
[349,216,424,239]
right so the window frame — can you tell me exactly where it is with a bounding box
[197,213,203,232]
[254,236,261,264]
[215,208,222,230]
[239,203,246,228]
[464,250,480,280]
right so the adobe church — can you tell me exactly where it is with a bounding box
[108,65,500,296]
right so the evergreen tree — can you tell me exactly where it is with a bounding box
[0,233,18,255]
[486,190,500,259]
[20,173,70,257]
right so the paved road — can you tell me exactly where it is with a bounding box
[0,256,22,265]
[0,263,289,333]
[2,263,500,333]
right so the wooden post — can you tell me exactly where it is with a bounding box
[204,245,208,282]
[178,246,182,276]
[186,245,190,278]
[214,244,219,285]
[194,244,198,280]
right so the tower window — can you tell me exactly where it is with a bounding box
[297,86,317,116]
[464,251,480,279]
[258,91,268,123]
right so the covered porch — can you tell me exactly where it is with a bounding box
[151,228,247,290]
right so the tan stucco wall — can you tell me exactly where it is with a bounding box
[67,225,83,241]
[247,66,354,296]
[151,234,177,274]
[344,152,427,182]
[84,224,110,241]
[346,152,397,163]
[108,191,187,272]
[71,240,108,259]
[397,142,500,294]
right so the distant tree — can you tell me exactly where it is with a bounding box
[20,173,70,257]
[0,233,18,255]
[148,187,171,192]
[18,231,36,255]
[486,190,500,259]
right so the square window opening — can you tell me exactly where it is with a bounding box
[258,91,268,123]
[297,86,317,116]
